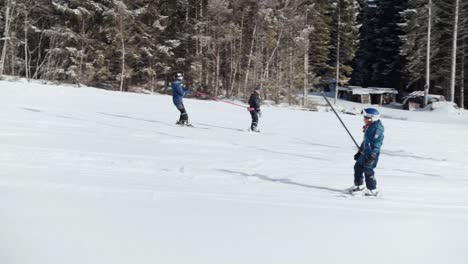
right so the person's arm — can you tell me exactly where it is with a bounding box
[363,126,384,166]
[182,84,190,95]
[369,126,384,157]
[254,95,261,110]
[354,143,364,160]
[174,82,185,96]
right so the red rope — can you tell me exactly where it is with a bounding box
[195,91,248,108]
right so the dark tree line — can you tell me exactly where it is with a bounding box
[353,0,468,108]
[0,0,467,108]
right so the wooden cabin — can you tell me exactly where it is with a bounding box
[337,86,398,105]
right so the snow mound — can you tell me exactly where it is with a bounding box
[430,101,463,116]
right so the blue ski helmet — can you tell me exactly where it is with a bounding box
[362,108,380,121]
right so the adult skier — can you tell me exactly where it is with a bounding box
[172,72,191,126]
[247,86,262,132]
[349,108,384,196]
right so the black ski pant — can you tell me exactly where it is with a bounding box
[354,162,377,190]
[250,110,259,130]
[175,103,188,123]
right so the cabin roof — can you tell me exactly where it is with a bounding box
[337,86,398,95]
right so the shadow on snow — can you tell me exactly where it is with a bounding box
[219,169,343,194]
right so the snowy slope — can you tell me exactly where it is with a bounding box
[1,80,467,264]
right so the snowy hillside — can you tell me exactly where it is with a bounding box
[1,80,468,264]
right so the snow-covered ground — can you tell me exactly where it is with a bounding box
[1,79,467,264]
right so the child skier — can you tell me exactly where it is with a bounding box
[349,108,384,196]
[247,86,262,132]
[172,72,191,126]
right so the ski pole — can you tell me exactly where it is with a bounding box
[320,91,360,149]
[195,91,248,108]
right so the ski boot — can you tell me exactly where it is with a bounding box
[249,126,260,133]
[176,120,193,127]
[364,188,380,197]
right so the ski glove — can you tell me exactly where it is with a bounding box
[364,155,376,167]
[354,151,361,161]
[247,107,255,112]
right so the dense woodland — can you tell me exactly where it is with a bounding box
[0,0,467,108]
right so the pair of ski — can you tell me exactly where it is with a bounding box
[175,122,260,133]
[175,121,194,127]
[175,122,213,130]
[247,128,261,133]
[340,187,381,198]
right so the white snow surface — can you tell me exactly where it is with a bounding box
[1,79,468,264]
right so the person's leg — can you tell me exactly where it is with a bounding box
[250,111,258,130]
[177,104,188,124]
[364,167,377,190]
[354,162,365,187]
[175,105,184,124]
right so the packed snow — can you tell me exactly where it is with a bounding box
[1,79,467,264]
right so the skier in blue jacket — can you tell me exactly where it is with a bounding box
[172,72,191,126]
[349,108,384,196]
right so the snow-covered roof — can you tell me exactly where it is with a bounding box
[405,91,445,100]
[338,86,398,95]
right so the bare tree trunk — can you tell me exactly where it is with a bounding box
[276,59,282,103]
[227,41,232,97]
[461,38,465,109]
[334,4,341,104]
[259,0,290,97]
[9,33,16,75]
[204,67,209,90]
[24,11,30,79]
[79,19,87,86]
[185,6,189,56]
[261,29,283,90]
[229,40,238,97]
[33,31,47,79]
[215,44,220,96]
[0,0,13,76]
[288,38,294,105]
[22,1,37,79]
[152,73,156,93]
[119,15,125,92]
[303,42,309,107]
[253,39,261,92]
[424,0,432,106]
[45,37,56,80]
[449,0,460,103]
[243,23,257,97]
[235,13,244,97]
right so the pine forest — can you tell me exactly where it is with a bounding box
[0,0,467,108]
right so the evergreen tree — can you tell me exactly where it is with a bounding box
[329,0,359,82]
[351,0,379,87]
[370,0,408,89]
[429,0,456,97]
[50,0,112,85]
[158,0,195,76]
[7,0,466,108]
[306,0,332,80]
[400,0,430,92]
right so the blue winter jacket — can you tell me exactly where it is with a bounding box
[357,120,384,168]
[171,81,188,106]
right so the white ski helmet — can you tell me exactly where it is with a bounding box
[175,72,184,81]
[362,108,380,121]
